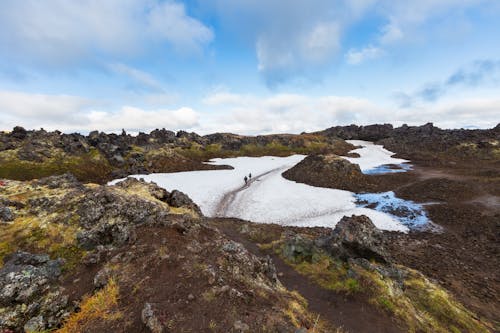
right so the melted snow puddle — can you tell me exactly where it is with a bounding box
[355,192,428,229]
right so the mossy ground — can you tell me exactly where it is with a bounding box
[0,148,113,183]
[291,254,362,294]
[0,178,200,272]
[173,135,351,162]
[268,238,493,333]
[0,214,85,271]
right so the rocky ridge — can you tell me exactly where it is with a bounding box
[0,174,337,332]
[0,127,352,184]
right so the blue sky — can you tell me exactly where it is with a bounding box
[0,0,499,134]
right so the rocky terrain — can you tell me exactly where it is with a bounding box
[0,175,337,332]
[0,123,499,332]
[0,127,352,184]
[286,123,500,330]
[317,122,500,166]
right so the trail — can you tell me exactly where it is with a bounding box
[212,218,405,333]
[214,166,283,217]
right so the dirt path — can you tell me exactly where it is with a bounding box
[212,218,405,333]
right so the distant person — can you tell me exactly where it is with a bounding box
[249,173,252,179]
[244,176,248,185]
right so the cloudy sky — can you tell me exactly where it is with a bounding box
[0,0,499,134]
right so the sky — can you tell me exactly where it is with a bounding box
[0,0,499,134]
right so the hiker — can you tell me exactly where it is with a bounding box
[244,176,248,185]
[249,173,252,179]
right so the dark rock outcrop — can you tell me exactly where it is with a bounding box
[283,154,372,192]
[168,189,202,215]
[317,215,389,263]
[34,172,81,189]
[0,204,14,222]
[76,187,169,249]
[0,252,69,331]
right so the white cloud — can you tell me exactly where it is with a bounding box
[203,92,247,106]
[344,1,488,65]
[109,63,164,92]
[1,89,498,134]
[0,90,199,133]
[199,92,386,134]
[255,19,342,83]
[0,0,213,67]
[148,1,213,54]
[345,46,384,65]
[87,106,199,132]
[199,91,500,134]
[301,22,341,63]
[379,21,404,44]
[205,0,369,84]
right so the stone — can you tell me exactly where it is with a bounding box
[0,205,14,222]
[93,267,112,289]
[23,315,45,332]
[234,320,250,332]
[10,126,28,139]
[281,232,315,263]
[168,190,201,214]
[141,303,164,333]
[0,252,68,331]
[319,215,389,263]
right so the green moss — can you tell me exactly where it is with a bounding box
[357,266,492,333]
[49,244,85,272]
[0,148,114,183]
[174,138,336,161]
[270,235,492,333]
[0,241,14,266]
[288,253,362,294]
[0,215,84,273]
[377,297,396,313]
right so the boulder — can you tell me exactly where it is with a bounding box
[168,190,202,215]
[281,231,315,263]
[75,187,168,249]
[0,205,14,222]
[318,215,389,263]
[0,252,69,331]
[10,126,28,140]
[141,303,164,333]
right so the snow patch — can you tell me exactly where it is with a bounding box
[110,154,409,232]
[343,140,411,174]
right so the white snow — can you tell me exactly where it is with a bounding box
[343,140,409,173]
[110,151,410,232]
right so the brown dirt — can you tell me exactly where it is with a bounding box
[284,157,500,328]
[60,222,329,333]
[210,218,406,333]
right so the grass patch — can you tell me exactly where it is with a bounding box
[292,254,362,294]
[0,216,85,272]
[271,236,492,333]
[0,148,113,183]
[174,138,338,162]
[56,278,121,333]
[357,265,492,333]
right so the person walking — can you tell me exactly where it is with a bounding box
[244,176,248,185]
[249,173,252,179]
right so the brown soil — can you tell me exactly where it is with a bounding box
[284,158,500,328]
[60,221,326,333]
[210,218,406,333]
